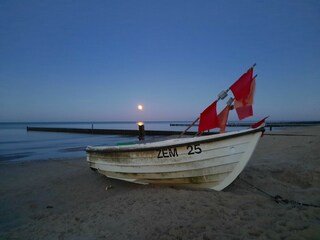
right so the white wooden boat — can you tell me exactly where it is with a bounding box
[86,125,264,190]
[86,65,265,190]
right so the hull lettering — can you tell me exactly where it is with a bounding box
[157,148,179,158]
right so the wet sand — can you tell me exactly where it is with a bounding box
[1,126,320,239]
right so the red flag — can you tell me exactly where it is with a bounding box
[230,67,254,104]
[218,105,230,133]
[198,101,218,133]
[251,116,269,128]
[230,68,256,120]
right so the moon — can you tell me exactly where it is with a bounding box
[137,104,143,111]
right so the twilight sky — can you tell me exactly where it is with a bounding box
[1,0,320,122]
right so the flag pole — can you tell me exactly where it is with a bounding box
[179,117,200,137]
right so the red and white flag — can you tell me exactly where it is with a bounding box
[230,67,255,120]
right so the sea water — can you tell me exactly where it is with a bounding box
[0,120,303,163]
[0,122,199,163]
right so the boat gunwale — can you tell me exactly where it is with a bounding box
[86,126,265,154]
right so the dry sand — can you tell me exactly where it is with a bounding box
[0,126,319,239]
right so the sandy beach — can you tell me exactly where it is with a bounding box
[1,126,319,240]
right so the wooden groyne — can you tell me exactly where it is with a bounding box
[26,121,320,136]
[26,127,209,136]
[170,121,320,129]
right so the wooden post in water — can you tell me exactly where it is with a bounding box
[137,104,145,140]
[137,122,145,141]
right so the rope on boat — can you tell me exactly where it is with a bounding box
[239,177,320,208]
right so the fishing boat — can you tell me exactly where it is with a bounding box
[86,65,266,190]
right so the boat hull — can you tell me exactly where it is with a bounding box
[86,127,264,190]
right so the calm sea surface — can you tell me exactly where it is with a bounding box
[0,122,199,163]
[1,120,312,163]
